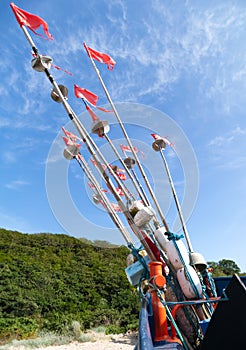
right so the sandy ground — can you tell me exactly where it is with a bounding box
[5,333,138,350]
[39,337,136,350]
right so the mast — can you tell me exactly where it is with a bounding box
[152,135,193,252]
[83,43,169,231]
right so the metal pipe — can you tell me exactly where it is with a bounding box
[160,150,193,252]
[18,26,161,264]
[83,43,169,231]
[75,153,134,244]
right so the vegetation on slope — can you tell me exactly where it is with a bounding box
[0,228,139,343]
[0,228,243,344]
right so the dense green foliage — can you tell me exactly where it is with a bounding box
[208,259,242,277]
[0,228,139,343]
[0,228,244,344]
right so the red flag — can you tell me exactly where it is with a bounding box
[52,65,72,76]
[84,42,115,70]
[88,182,95,189]
[62,127,79,142]
[115,188,125,196]
[151,133,174,147]
[109,165,125,173]
[62,137,81,148]
[88,183,108,193]
[74,84,98,106]
[32,52,71,74]
[86,105,99,122]
[117,173,127,181]
[90,158,107,170]
[111,203,122,213]
[151,133,161,141]
[74,84,112,113]
[120,144,145,159]
[120,144,134,152]
[10,3,53,40]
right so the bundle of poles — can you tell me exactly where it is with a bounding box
[12,3,212,293]
[11,4,220,348]
[17,24,173,258]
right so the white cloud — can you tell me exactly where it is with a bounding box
[2,151,17,164]
[5,180,30,190]
[208,126,246,147]
[207,126,246,170]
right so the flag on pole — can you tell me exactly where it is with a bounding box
[115,188,125,196]
[62,127,80,142]
[88,183,108,193]
[117,173,127,181]
[62,137,81,148]
[10,3,53,40]
[120,144,135,152]
[151,133,160,141]
[74,84,98,106]
[84,42,115,70]
[111,203,122,213]
[32,53,71,75]
[90,158,107,170]
[52,65,72,76]
[151,133,174,147]
[74,84,112,112]
[109,165,125,173]
[120,144,145,159]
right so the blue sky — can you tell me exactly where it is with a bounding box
[0,0,246,272]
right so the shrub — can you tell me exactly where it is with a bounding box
[105,325,125,335]
[0,317,39,343]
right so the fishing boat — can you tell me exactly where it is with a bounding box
[10,3,246,349]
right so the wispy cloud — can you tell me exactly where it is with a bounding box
[5,180,30,190]
[2,151,17,164]
[207,126,246,170]
[208,126,246,147]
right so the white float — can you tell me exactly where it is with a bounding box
[165,240,190,270]
[177,265,203,299]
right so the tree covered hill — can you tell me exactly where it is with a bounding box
[0,228,244,343]
[0,228,139,341]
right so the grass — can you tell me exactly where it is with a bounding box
[0,331,72,349]
[0,324,112,349]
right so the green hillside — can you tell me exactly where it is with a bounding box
[0,228,139,343]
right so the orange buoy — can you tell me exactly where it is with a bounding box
[148,262,169,341]
[148,261,182,345]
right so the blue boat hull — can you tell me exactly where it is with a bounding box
[136,275,246,350]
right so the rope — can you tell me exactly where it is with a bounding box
[166,270,203,345]
[165,231,184,241]
[201,269,217,298]
[127,243,150,281]
[167,231,202,299]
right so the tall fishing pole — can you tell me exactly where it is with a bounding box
[17,24,164,262]
[79,99,136,202]
[83,42,169,231]
[152,135,193,253]
[80,99,162,231]
[63,142,134,244]
[121,147,151,207]
[80,99,151,206]
[11,8,215,346]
